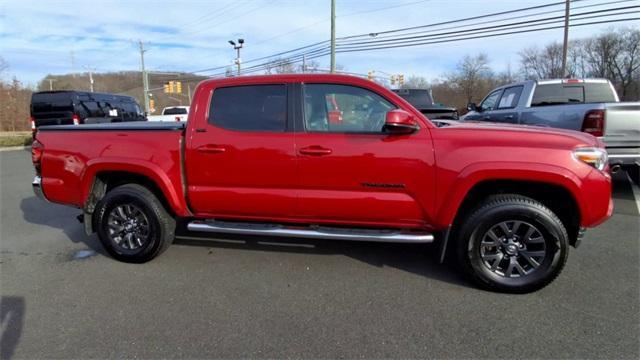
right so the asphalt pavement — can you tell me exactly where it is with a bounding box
[1,148,639,359]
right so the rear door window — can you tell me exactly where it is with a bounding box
[80,101,105,117]
[209,84,287,132]
[497,86,523,109]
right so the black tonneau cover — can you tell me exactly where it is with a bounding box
[37,122,186,131]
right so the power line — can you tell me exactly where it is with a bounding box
[337,0,585,41]
[333,17,639,54]
[180,0,635,80]
[195,15,638,79]
[338,0,431,18]
[335,0,635,44]
[333,5,638,48]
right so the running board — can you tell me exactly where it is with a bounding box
[187,220,434,243]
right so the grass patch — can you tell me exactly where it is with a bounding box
[0,132,33,147]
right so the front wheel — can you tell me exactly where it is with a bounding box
[455,194,569,293]
[95,184,175,263]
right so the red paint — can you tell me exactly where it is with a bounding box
[34,73,613,232]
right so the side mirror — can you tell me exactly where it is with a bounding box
[383,109,419,135]
[467,102,478,112]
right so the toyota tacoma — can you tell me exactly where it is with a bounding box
[31,74,613,293]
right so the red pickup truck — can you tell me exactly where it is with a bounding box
[31,74,613,293]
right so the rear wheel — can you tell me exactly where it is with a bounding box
[95,184,175,263]
[455,194,569,293]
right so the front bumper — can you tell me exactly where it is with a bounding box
[32,176,49,202]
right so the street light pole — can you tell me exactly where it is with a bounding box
[83,66,96,92]
[330,0,336,73]
[139,40,150,114]
[229,39,245,76]
[561,0,570,77]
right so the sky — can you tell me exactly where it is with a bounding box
[0,0,637,86]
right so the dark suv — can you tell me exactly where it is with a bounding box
[30,91,146,130]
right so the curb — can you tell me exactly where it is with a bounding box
[0,146,30,152]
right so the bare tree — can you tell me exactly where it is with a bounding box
[264,58,297,74]
[584,28,640,99]
[0,56,8,76]
[400,75,430,89]
[520,43,561,79]
[447,53,493,103]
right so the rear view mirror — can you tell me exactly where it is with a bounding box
[383,110,419,135]
[467,102,478,112]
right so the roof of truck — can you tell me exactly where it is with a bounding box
[200,73,375,86]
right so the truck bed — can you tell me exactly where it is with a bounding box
[35,122,187,211]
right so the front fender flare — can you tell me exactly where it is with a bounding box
[434,161,584,229]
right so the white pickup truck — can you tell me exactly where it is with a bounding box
[147,106,189,122]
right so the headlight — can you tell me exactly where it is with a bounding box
[573,147,607,171]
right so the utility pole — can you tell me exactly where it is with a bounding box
[70,51,76,77]
[330,0,336,73]
[83,66,96,92]
[187,84,192,104]
[139,40,150,114]
[302,55,307,73]
[561,0,570,77]
[46,79,57,91]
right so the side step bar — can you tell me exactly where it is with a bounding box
[187,220,434,243]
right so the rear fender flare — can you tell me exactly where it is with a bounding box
[80,158,190,217]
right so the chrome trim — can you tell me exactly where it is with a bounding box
[608,154,640,159]
[187,221,434,243]
[32,176,49,202]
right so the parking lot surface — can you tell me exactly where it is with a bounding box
[1,148,639,359]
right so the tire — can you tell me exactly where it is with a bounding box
[94,184,175,263]
[454,194,569,293]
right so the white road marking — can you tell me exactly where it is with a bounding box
[626,172,640,215]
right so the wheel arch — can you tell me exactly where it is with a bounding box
[80,160,190,233]
[436,163,584,247]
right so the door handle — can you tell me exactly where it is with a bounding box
[504,115,514,120]
[197,145,227,154]
[483,115,491,120]
[299,146,332,156]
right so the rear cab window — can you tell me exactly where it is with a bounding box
[530,82,617,107]
[164,107,188,115]
[208,84,287,132]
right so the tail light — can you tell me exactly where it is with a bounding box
[582,110,605,137]
[32,139,44,174]
[175,116,181,122]
[30,116,36,131]
[72,114,80,125]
